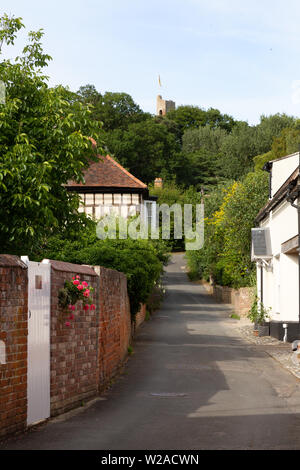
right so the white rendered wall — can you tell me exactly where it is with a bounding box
[271,153,299,197]
[259,200,299,322]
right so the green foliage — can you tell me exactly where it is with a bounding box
[186,172,268,288]
[220,122,258,179]
[149,181,202,251]
[254,113,296,154]
[77,86,150,131]
[0,15,103,254]
[247,296,270,325]
[33,221,167,318]
[230,313,240,320]
[167,105,235,135]
[105,119,181,183]
[182,125,228,155]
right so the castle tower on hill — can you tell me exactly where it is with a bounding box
[156,95,176,116]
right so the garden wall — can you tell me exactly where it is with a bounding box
[0,255,149,439]
[201,281,252,317]
[49,260,100,417]
[0,255,28,439]
[135,304,147,330]
[95,266,131,391]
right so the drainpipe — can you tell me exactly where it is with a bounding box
[260,264,263,305]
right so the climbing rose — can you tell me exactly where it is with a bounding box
[73,280,80,286]
[90,304,96,310]
[83,304,89,311]
[65,321,71,327]
[77,284,83,290]
[82,281,88,288]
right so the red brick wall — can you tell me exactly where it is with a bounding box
[135,304,147,329]
[49,261,99,416]
[0,256,145,438]
[0,255,28,438]
[96,266,131,390]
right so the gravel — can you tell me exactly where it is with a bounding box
[236,322,300,380]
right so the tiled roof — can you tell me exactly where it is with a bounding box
[66,155,147,190]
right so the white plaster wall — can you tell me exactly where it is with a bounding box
[259,200,299,322]
[280,253,298,321]
[271,153,299,197]
[269,201,298,254]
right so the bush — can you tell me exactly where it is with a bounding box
[33,223,169,318]
[186,172,268,289]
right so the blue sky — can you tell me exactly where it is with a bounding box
[2,0,300,124]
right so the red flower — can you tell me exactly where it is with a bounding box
[77,284,83,290]
[76,275,80,279]
[73,280,80,286]
[83,304,89,311]
[69,314,74,320]
[90,304,96,310]
[82,281,88,288]
[65,321,71,327]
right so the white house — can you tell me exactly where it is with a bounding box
[252,152,300,342]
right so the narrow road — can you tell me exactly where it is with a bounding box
[3,253,300,450]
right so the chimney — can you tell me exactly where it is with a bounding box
[154,177,163,189]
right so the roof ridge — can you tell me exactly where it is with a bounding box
[105,154,147,188]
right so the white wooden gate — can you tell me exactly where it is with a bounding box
[22,257,51,426]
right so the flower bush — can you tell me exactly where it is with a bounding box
[58,275,95,327]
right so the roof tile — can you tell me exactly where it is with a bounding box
[66,155,147,189]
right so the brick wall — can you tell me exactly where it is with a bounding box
[201,280,253,317]
[135,303,147,330]
[0,256,146,439]
[96,266,131,391]
[0,255,28,438]
[49,261,99,416]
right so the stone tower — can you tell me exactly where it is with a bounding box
[156,95,175,116]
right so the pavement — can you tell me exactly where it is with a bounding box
[2,253,300,450]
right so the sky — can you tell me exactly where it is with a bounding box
[2,0,300,124]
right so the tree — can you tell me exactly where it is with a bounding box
[77,87,150,131]
[220,122,258,179]
[0,14,103,254]
[167,105,235,135]
[105,119,181,183]
[187,172,269,287]
[254,113,296,154]
[253,122,300,171]
[219,171,269,286]
[182,125,228,155]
